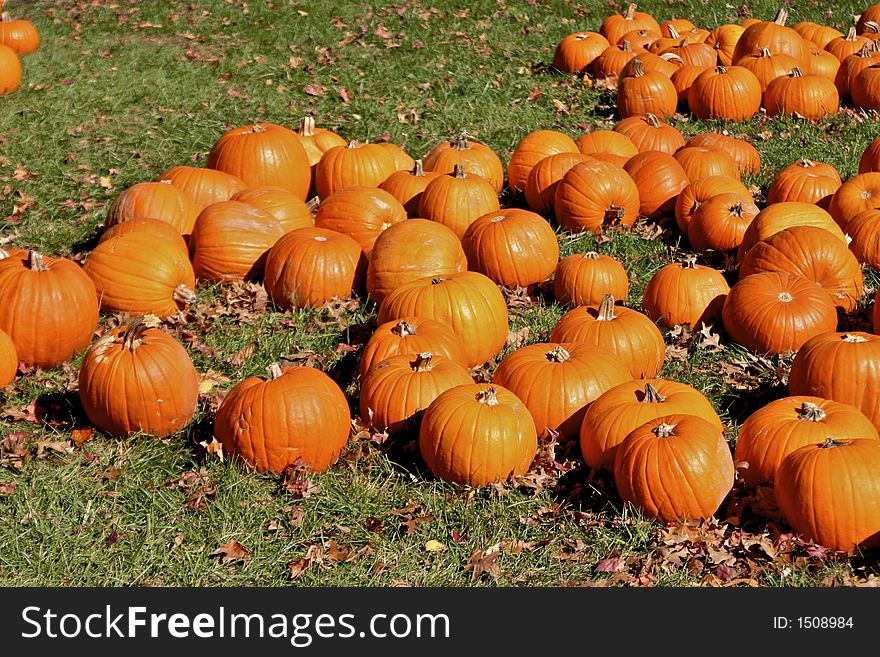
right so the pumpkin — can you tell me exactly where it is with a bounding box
[507,130,579,194]
[844,209,880,269]
[807,47,842,79]
[553,252,629,308]
[360,317,467,377]
[670,63,711,107]
[0,328,16,387]
[376,142,415,173]
[600,4,661,46]
[423,130,504,192]
[550,294,665,379]
[78,317,199,439]
[825,26,870,62]
[766,160,841,208]
[834,42,880,98]
[705,23,746,65]
[788,331,880,430]
[660,19,696,37]
[734,47,801,92]
[378,159,442,217]
[553,159,641,232]
[642,256,729,329]
[735,396,879,487]
[737,201,845,260]
[263,227,365,310]
[295,115,347,171]
[378,271,509,368]
[206,122,311,200]
[106,181,200,236]
[732,7,809,69]
[419,383,538,487]
[314,140,397,200]
[214,363,351,474]
[763,67,839,119]
[492,343,632,441]
[613,113,685,154]
[613,413,735,524]
[461,208,559,288]
[619,28,661,50]
[738,225,863,312]
[687,192,759,255]
[591,40,643,80]
[776,438,880,552]
[827,172,880,233]
[417,164,500,239]
[575,130,638,160]
[157,166,248,214]
[858,5,880,33]
[0,251,99,368]
[313,185,407,256]
[721,271,838,356]
[582,379,724,470]
[360,352,473,434]
[231,186,314,233]
[189,201,285,282]
[616,59,678,119]
[859,136,880,173]
[619,50,681,79]
[674,175,751,235]
[366,218,466,304]
[0,17,39,55]
[99,216,190,247]
[524,151,593,216]
[83,232,197,319]
[660,38,716,67]
[687,65,763,121]
[794,22,842,50]
[553,31,612,73]
[0,43,20,94]
[673,145,740,182]
[686,133,761,177]
[851,62,880,109]
[622,150,689,219]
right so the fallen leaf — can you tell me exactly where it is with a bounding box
[70,427,94,447]
[425,540,447,552]
[465,543,502,582]
[210,540,251,564]
[303,84,326,97]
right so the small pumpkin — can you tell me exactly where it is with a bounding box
[616,58,678,119]
[157,166,248,214]
[360,317,467,377]
[600,4,661,46]
[673,145,741,182]
[553,252,629,308]
[827,171,880,233]
[423,130,505,193]
[106,181,200,236]
[507,130,580,194]
[0,43,20,95]
[641,256,729,329]
[314,140,397,199]
[553,31,612,73]
[674,175,752,235]
[687,192,760,255]
[622,150,689,219]
[417,164,500,239]
[686,133,761,177]
[553,159,641,233]
[378,159,442,217]
[687,65,763,121]
[313,185,407,256]
[0,16,39,55]
[766,160,841,208]
[524,151,593,216]
[763,67,839,119]
[231,186,314,233]
[613,113,686,154]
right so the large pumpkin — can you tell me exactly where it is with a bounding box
[687,65,763,121]
[674,175,751,235]
[622,150,689,219]
[553,159,641,232]
[613,113,685,153]
[423,130,505,193]
[313,185,407,256]
[507,129,580,193]
[687,192,759,256]
[524,151,594,216]
[553,252,629,308]
[417,164,500,239]
[157,166,248,214]
[737,201,845,261]
[314,140,398,200]
[641,256,729,329]
[106,181,200,236]
[731,7,809,69]
[553,31,612,73]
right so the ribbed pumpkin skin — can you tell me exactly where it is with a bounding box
[78,321,199,439]
[419,383,538,487]
[846,209,880,269]
[735,396,880,487]
[550,295,665,379]
[673,145,741,183]
[835,46,880,98]
[764,68,840,119]
[507,130,580,193]
[592,42,642,80]
[766,164,840,208]
[0,19,40,54]
[776,439,880,552]
[189,201,285,282]
[687,65,762,120]
[106,181,200,236]
[366,219,466,304]
[553,31,611,73]
[734,49,800,92]
[687,192,759,255]
[524,152,593,216]
[620,28,662,50]
[295,116,347,167]
[721,271,838,356]
[360,317,467,377]
[686,133,761,177]
[0,252,99,368]
[492,343,632,440]
[616,63,678,119]
[613,414,735,524]
[808,48,841,79]
[732,9,809,68]
[851,63,880,109]
[705,23,745,65]
[231,186,314,233]
[315,141,398,200]
[377,142,415,173]
[613,114,685,153]
[671,64,711,106]
[99,217,190,248]
[314,186,407,256]
[600,5,661,45]
[828,172,880,233]
[360,353,473,434]
[462,209,559,288]
[788,332,880,431]
[738,225,863,312]
[423,133,505,193]
[859,136,880,174]
[575,130,639,159]
[623,151,689,219]
[737,201,845,261]
[0,329,17,387]
[794,21,842,50]
[417,168,500,239]
[378,161,442,217]
[553,159,641,233]
[0,44,21,94]
[205,123,311,200]
[158,166,247,214]
[83,233,197,319]
[675,175,751,235]
[214,365,351,474]
[554,252,629,308]
[641,259,729,328]
[581,379,723,470]
[263,227,364,310]
[378,272,508,368]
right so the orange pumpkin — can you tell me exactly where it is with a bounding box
[0,328,17,387]
[553,252,629,308]
[157,166,248,214]
[314,140,397,199]
[423,130,504,193]
[507,129,580,193]
[106,181,200,236]
[642,256,729,329]
[359,317,467,377]
[553,159,641,233]
[231,186,314,233]
[417,164,500,239]
[313,186,407,256]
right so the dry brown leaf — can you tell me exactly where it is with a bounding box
[210,540,251,564]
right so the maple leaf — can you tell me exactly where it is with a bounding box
[210,540,251,564]
[70,427,94,447]
[288,557,311,580]
[465,543,503,582]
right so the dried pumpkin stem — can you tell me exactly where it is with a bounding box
[596,294,618,321]
[347,139,361,149]
[842,333,868,342]
[299,116,316,137]
[266,363,284,381]
[412,159,426,176]
[0,248,9,260]
[668,24,680,39]
[653,422,677,437]
[682,255,698,269]
[411,352,434,372]
[250,124,267,133]
[624,3,637,19]
[546,345,571,363]
[27,251,49,272]
[452,163,467,179]
[392,320,417,337]
[645,113,661,128]
[452,130,471,150]
[173,284,197,306]
[630,58,645,77]
[774,7,789,26]
[642,382,667,403]
[819,437,852,449]
[121,316,150,352]
[845,26,857,41]
[584,251,600,260]
[477,386,500,406]
[797,402,827,422]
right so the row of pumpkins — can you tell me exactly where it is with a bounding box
[1,17,880,554]
[554,3,880,118]
[0,4,40,96]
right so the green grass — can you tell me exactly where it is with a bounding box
[2,0,880,587]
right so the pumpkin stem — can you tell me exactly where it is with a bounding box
[798,158,816,168]
[452,163,467,179]
[584,251,601,260]
[546,345,571,363]
[173,284,197,306]
[630,58,645,77]
[624,3,637,19]
[159,179,173,185]
[121,316,151,352]
[642,382,667,403]
[412,159,426,177]
[757,46,772,58]
[660,52,684,64]
[411,352,434,372]
[391,320,417,337]
[668,25,681,39]
[476,386,500,406]
[266,363,284,381]
[864,20,880,34]
[773,7,789,26]
[27,251,49,272]
[729,202,745,217]
[604,205,625,223]
[430,277,445,285]
[682,254,698,269]
[596,293,617,321]
[645,112,662,128]
[621,39,633,53]
[819,437,852,449]
[859,41,872,58]
[777,291,794,302]
[347,140,361,149]
[250,124,267,134]
[298,116,316,137]
[842,333,868,342]
[653,422,677,437]
[797,402,827,422]
[790,67,805,78]
[451,130,471,151]
[846,25,857,41]
[0,248,9,260]
[307,196,321,213]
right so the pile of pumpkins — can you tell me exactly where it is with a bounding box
[0,2,40,96]
[2,7,880,557]
[554,2,880,119]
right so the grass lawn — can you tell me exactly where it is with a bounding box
[1,0,880,587]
